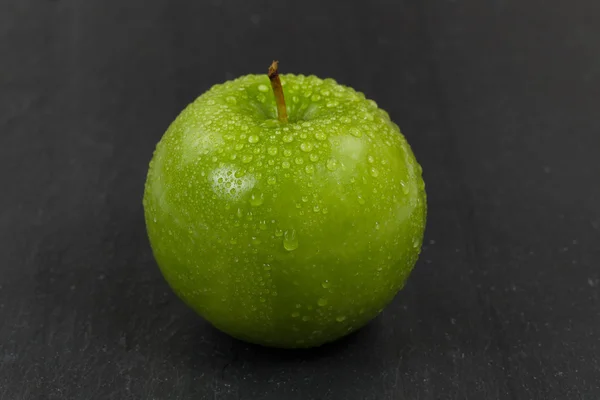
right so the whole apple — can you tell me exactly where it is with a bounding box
[143,65,426,348]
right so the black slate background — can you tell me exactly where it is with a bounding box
[1,0,600,399]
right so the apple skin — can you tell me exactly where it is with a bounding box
[143,74,426,348]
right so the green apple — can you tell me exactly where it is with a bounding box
[143,64,426,348]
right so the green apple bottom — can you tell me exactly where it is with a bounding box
[143,73,426,348]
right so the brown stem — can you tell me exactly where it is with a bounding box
[268,61,288,123]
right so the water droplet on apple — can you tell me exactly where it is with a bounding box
[304,165,314,174]
[259,297,266,303]
[314,132,327,141]
[283,229,299,251]
[249,192,264,206]
[291,312,300,318]
[349,127,362,137]
[309,153,319,162]
[275,228,283,237]
[282,161,291,169]
[326,159,339,171]
[300,142,313,152]
[370,167,379,178]
[248,135,260,143]
[295,157,304,165]
[258,84,268,92]
[321,281,330,289]
[336,316,347,322]
[226,96,236,105]
[311,94,321,102]
[267,146,278,156]
[267,176,277,185]
[242,154,253,164]
[317,298,328,306]
[357,195,366,205]
[302,316,310,321]
[282,135,293,143]
[412,236,421,248]
[322,207,329,214]
[321,89,330,96]
[401,181,409,194]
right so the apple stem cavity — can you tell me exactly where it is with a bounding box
[268,61,288,123]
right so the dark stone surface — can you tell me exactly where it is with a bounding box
[1,0,599,398]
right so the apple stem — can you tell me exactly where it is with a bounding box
[268,61,288,123]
